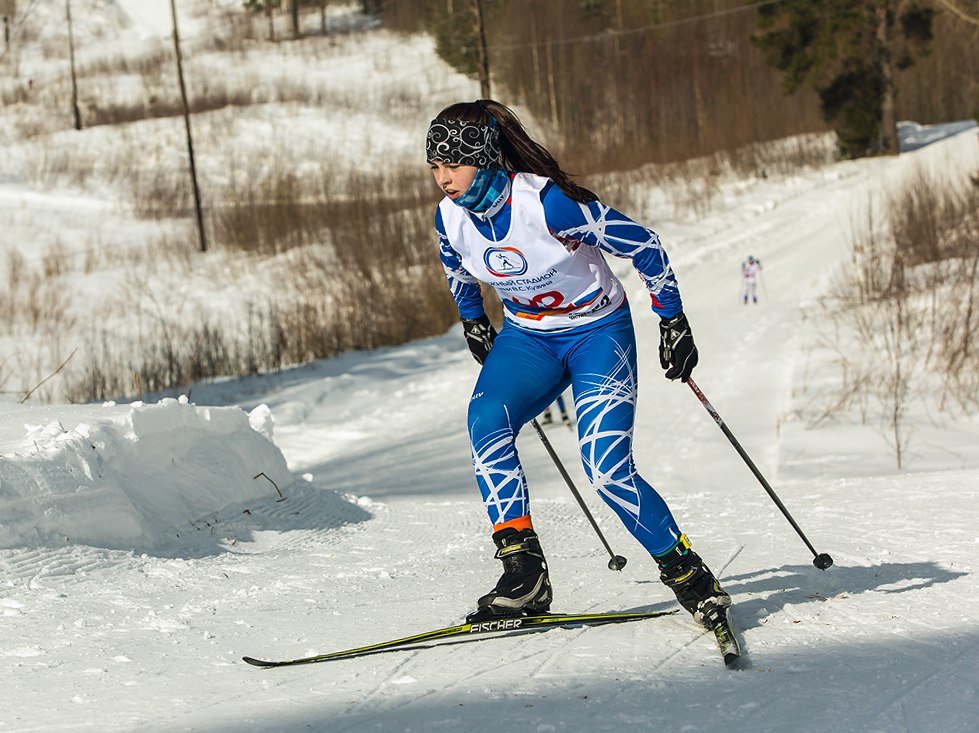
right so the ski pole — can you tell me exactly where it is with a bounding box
[530,418,628,571]
[686,378,834,570]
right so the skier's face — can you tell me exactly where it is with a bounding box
[429,161,477,201]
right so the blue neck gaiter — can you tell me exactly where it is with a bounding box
[454,168,510,214]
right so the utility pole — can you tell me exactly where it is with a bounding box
[290,0,299,39]
[470,0,490,98]
[170,0,208,253]
[65,0,81,130]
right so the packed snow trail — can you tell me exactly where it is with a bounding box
[1,133,978,732]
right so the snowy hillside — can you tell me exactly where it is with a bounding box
[0,0,478,402]
[2,123,978,732]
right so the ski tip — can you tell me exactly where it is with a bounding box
[242,656,274,668]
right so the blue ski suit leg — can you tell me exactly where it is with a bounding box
[466,305,682,555]
[565,308,681,556]
[467,323,567,526]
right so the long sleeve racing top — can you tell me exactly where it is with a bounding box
[436,174,683,329]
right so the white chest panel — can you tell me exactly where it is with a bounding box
[438,173,625,331]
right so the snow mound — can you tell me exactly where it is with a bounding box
[0,397,295,552]
[898,119,977,152]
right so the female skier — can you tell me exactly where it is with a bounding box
[427,99,731,631]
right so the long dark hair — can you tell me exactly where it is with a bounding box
[434,99,597,203]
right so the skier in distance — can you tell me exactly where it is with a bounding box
[741,255,762,305]
[540,392,572,428]
[428,99,731,631]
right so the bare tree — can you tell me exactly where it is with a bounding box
[65,0,81,130]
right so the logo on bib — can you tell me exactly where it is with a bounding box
[484,247,528,277]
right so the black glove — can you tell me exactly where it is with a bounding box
[659,312,698,383]
[462,314,497,365]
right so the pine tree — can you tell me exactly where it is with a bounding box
[433,2,482,80]
[753,0,933,158]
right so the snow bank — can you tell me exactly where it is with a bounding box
[0,397,294,552]
[898,119,977,152]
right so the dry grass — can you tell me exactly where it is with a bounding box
[57,244,458,403]
[5,145,457,402]
[0,250,76,338]
[809,168,979,466]
[588,132,838,221]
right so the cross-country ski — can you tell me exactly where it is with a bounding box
[242,610,678,668]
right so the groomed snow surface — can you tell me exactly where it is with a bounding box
[1,127,977,731]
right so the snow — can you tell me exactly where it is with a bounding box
[898,119,979,152]
[0,397,294,552]
[2,4,979,731]
[112,0,175,40]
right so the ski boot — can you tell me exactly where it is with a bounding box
[466,528,552,623]
[655,535,731,630]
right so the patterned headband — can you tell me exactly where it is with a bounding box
[426,118,501,168]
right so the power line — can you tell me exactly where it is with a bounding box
[487,0,790,52]
[936,0,979,27]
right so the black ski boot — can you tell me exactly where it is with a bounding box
[466,528,552,623]
[655,535,731,631]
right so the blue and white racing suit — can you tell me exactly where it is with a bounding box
[436,173,685,556]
